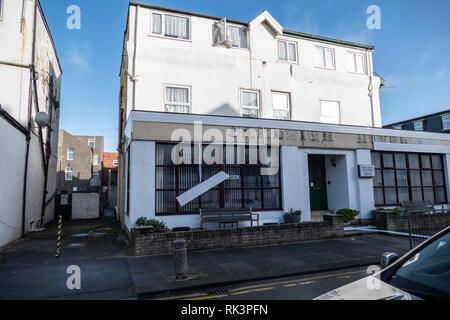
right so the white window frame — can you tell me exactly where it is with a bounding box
[67,148,74,161]
[347,51,367,74]
[212,19,249,49]
[88,139,95,148]
[277,40,298,63]
[272,91,291,120]
[320,100,341,124]
[93,154,100,165]
[240,89,260,118]
[164,84,191,114]
[414,121,424,131]
[150,11,191,41]
[316,46,335,70]
[442,115,450,130]
[65,168,73,181]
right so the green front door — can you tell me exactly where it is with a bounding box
[308,155,328,211]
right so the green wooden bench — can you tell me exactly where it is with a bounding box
[401,200,436,214]
[199,208,260,229]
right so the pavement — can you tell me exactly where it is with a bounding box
[0,215,411,300]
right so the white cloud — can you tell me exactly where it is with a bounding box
[339,29,370,44]
[67,45,90,73]
[420,47,438,64]
[436,68,447,79]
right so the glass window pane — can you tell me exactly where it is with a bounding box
[263,174,280,188]
[347,53,356,73]
[224,167,241,188]
[325,49,334,68]
[288,43,297,62]
[398,188,410,203]
[201,190,220,209]
[165,15,189,40]
[421,155,431,169]
[423,187,434,201]
[432,155,443,170]
[180,197,199,213]
[152,13,162,34]
[273,93,289,111]
[356,54,365,73]
[383,170,396,187]
[202,166,220,181]
[396,170,408,186]
[372,152,381,169]
[374,170,383,187]
[264,189,281,209]
[156,191,177,213]
[421,171,433,187]
[410,171,422,186]
[241,91,259,107]
[243,167,261,187]
[408,154,420,169]
[224,190,242,208]
[374,188,384,205]
[394,154,406,169]
[166,86,189,103]
[383,154,394,168]
[435,188,447,203]
[433,171,444,187]
[244,190,262,209]
[179,167,199,190]
[156,144,175,165]
[411,188,423,201]
[156,167,176,189]
[384,188,397,205]
[278,41,287,61]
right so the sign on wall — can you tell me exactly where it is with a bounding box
[359,164,375,178]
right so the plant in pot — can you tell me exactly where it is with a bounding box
[284,209,302,224]
[136,218,170,233]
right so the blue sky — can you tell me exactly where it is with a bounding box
[40,0,450,152]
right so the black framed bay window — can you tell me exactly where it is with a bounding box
[372,152,447,206]
[155,143,282,216]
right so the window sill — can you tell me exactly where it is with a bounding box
[147,34,191,43]
[212,44,249,51]
[315,66,336,71]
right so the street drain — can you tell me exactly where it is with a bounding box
[206,288,228,296]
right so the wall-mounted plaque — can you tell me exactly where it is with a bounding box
[359,164,375,178]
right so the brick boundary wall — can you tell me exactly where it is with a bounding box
[374,211,450,233]
[132,214,344,256]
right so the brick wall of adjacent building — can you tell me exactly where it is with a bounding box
[132,214,344,256]
[374,211,450,233]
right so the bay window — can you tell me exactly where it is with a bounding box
[155,144,282,215]
[152,12,190,40]
[372,152,447,206]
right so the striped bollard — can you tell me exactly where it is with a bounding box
[56,215,62,258]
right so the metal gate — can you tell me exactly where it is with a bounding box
[407,209,449,249]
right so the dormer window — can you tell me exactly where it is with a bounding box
[152,12,190,40]
[414,121,424,131]
[278,40,297,63]
[442,115,450,130]
[213,18,248,49]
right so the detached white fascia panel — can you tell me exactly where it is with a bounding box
[177,171,230,207]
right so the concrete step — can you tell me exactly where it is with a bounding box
[311,211,335,222]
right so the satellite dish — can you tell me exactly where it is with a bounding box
[35,112,50,128]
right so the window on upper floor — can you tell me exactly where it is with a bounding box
[65,168,73,181]
[393,125,402,130]
[152,12,190,41]
[67,148,74,161]
[213,18,248,49]
[442,115,450,130]
[93,155,99,165]
[316,46,335,69]
[272,92,291,120]
[165,85,190,114]
[347,51,366,74]
[320,100,340,124]
[414,121,424,131]
[240,90,260,118]
[277,40,297,63]
[88,139,95,148]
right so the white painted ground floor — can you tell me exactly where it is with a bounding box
[119,111,450,231]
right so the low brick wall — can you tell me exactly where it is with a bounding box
[374,211,450,233]
[132,214,344,256]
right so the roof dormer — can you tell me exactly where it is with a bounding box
[249,10,283,36]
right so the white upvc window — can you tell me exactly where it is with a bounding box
[347,51,366,74]
[67,148,74,161]
[93,155,100,165]
[164,85,190,114]
[414,121,423,131]
[272,92,291,120]
[316,46,335,69]
[278,40,297,63]
[320,100,340,124]
[88,138,95,148]
[442,115,450,130]
[213,19,248,49]
[151,12,190,40]
[240,90,260,118]
[65,168,73,181]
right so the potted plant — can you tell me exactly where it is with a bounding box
[135,218,170,232]
[283,209,302,224]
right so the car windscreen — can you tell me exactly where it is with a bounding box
[389,231,450,299]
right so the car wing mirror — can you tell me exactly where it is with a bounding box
[380,252,399,269]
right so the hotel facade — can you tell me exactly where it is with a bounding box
[118,2,450,233]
